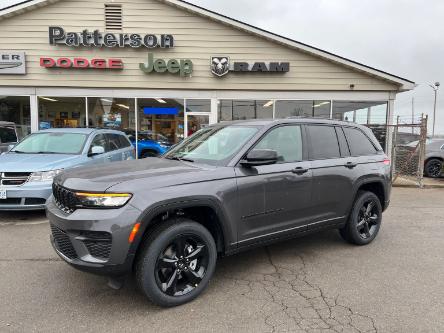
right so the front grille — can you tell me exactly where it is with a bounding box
[50,224,77,260]
[81,231,112,260]
[52,183,79,214]
[25,198,46,205]
[0,172,30,186]
[0,198,21,205]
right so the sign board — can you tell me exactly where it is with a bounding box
[211,56,289,77]
[0,51,26,75]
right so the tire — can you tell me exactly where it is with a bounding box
[339,191,382,246]
[141,150,159,159]
[424,158,443,178]
[135,218,217,307]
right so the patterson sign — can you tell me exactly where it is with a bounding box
[48,26,174,48]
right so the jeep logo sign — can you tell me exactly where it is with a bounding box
[140,53,193,77]
[0,51,26,74]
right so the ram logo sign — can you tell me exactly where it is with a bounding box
[0,52,26,74]
[211,56,230,77]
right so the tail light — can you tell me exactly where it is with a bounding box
[383,158,391,166]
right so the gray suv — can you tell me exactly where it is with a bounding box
[47,119,391,307]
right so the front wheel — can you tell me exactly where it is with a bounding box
[339,191,382,245]
[135,219,217,307]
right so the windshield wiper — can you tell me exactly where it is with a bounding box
[11,150,26,153]
[165,156,195,163]
[34,151,59,154]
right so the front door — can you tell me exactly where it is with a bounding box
[235,124,313,245]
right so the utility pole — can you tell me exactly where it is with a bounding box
[411,97,415,134]
[429,82,440,137]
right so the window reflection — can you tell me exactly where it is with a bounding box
[38,97,86,129]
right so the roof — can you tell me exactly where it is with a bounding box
[217,117,368,128]
[0,0,415,91]
[38,127,126,134]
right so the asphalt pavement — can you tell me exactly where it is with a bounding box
[0,187,443,333]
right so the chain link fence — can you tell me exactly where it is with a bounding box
[390,115,428,187]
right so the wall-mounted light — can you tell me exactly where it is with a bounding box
[263,100,274,108]
[313,101,330,108]
[39,97,58,102]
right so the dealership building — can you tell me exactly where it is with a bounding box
[0,0,414,152]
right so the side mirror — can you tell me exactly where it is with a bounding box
[89,146,105,157]
[240,149,278,167]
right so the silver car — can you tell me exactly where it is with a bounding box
[0,128,135,210]
[424,139,444,178]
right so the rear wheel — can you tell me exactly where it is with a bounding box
[339,191,382,245]
[135,219,217,307]
[424,158,443,178]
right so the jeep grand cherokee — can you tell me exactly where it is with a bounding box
[47,118,391,307]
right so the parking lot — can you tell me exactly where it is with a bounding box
[0,187,443,333]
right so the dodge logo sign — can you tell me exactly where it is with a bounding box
[0,52,26,75]
[211,56,230,77]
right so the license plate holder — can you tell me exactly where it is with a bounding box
[0,189,7,200]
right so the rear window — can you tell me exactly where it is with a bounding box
[343,127,378,156]
[307,125,341,160]
[0,127,17,143]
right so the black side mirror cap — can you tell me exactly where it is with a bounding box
[240,149,278,167]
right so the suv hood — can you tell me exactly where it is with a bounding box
[57,158,227,192]
[0,153,81,172]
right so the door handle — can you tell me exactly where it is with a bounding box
[292,167,309,175]
[345,162,357,169]
[107,156,112,160]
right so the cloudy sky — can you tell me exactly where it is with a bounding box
[1,0,443,134]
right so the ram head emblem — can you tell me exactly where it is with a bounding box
[211,56,230,77]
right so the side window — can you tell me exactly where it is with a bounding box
[343,127,378,156]
[105,134,122,152]
[307,125,341,160]
[254,125,303,163]
[118,134,132,148]
[336,127,350,157]
[89,134,108,153]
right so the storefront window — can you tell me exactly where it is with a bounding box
[38,97,86,129]
[218,100,273,121]
[332,101,387,125]
[88,97,135,131]
[275,100,331,119]
[0,96,31,140]
[138,98,184,145]
[186,99,211,113]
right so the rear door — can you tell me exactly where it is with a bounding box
[306,125,354,226]
[235,124,313,245]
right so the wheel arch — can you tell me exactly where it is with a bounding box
[131,198,232,260]
[352,178,387,211]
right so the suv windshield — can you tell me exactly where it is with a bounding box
[12,132,87,154]
[0,127,17,144]
[164,125,258,166]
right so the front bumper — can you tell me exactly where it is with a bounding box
[0,182,52,210]
[46,197,142,276]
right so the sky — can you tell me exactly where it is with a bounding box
[1,0,443,134]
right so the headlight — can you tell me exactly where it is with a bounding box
[75,192,132,208]
[29,169,63,182]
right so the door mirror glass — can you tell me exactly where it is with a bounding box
[241,149,278,167]
[89,146,105,156]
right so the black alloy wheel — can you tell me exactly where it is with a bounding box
[155,234,209,297]
[339,191,382,245]
[356,200,379,240]
[135,219,217,307]
[425,159,443,178]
